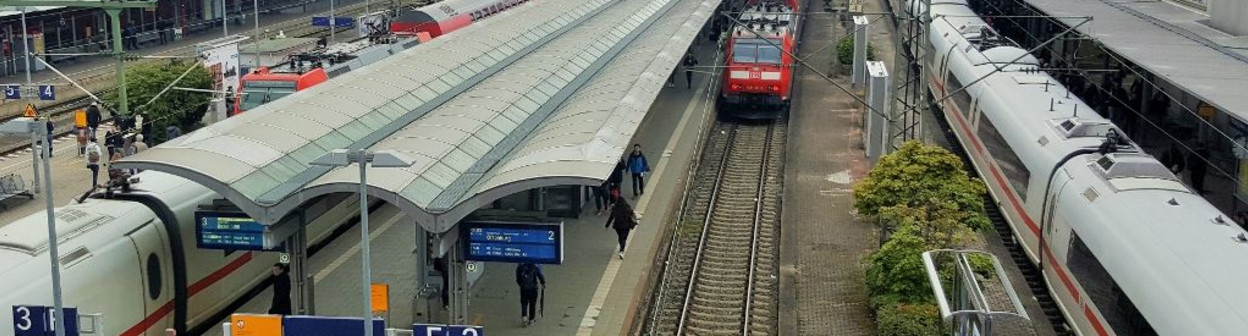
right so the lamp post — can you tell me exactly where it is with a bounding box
[0,118,65,336]
[254,0,260,68]
[311,149,413,336]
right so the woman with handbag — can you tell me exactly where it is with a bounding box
[605,196,639,260]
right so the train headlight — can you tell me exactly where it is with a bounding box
[731,83,742,90]
[770,85,780,92]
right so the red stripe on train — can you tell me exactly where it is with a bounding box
[931,72,1105,332]
[1084,305,1111,336]
[120,252,255,336]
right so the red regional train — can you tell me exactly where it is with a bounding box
[391,0,533,42]
[718,0,801,120]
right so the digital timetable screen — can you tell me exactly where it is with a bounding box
[194,210,279,251]
[462,221,564,264]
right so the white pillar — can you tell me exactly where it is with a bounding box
[865,61,891,163]
[852,16,870,88]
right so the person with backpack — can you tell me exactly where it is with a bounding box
[85,138,102,188]
[515,262,546,327]
[626,144,650,199]
[605,197,639,259]
[86,102,102,139]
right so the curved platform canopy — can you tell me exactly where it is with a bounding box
[116,0,717,233]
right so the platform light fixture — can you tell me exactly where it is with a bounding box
[310,149,412,336]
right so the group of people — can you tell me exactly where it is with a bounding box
[79,102,148,189]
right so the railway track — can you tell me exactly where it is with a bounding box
[647,121,785,336]
[0,0,422,157]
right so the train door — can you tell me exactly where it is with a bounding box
[127,222,174,336]
[1039,168,1076,297]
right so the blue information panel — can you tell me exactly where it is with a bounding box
[37,85,53,101]
[194,210,278,251]
[312,16,356,28]
[413,324,484,336]
[462,221,563,264]
[4,85,19,99]
[283,316,383,336]
[11,306,78,336]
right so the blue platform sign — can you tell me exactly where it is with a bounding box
[194,210,278,251]
[413,323,483,336]
[284,316,383,336]
[4,85,19,99]
[11,306,78,336]
[463,221,563,264]
[312,16,355,28]
[37,85,53,101]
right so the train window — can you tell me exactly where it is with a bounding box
[946,76,973,117]
[732,44,758,63]
[757,45,783,65]
[1067,234,1158,336]
[146,253,162,300]
[976,115,1030,200]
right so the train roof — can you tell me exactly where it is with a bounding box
[729,2,795,38]
[929,0,1248,333]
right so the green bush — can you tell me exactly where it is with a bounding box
[865,224,934,308]
[104,60,212,144]
[853,141,990,231]
[877,303,941,336]
[836,37,877,66]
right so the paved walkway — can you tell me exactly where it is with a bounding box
[0,122,118,227]
[777,4,878,333]
[201,43,719,336]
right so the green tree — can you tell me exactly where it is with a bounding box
[853,141,990,231]
[876,303,941,336]
[104,60,212,144]
[836,37,877,66]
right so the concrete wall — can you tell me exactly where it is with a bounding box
[1211,0,1248,36]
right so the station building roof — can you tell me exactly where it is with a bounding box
[116,0,716,233]
[1023,0,1248,123]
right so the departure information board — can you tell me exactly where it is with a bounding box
[194,211,278,251]
[462,221,563,264]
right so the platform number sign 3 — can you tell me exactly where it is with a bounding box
[11,305,78,336]
[4,85,19,100]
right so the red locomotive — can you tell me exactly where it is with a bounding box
[390,0,533,42]
[718,0,800,120]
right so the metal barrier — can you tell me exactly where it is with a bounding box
[922,249,1030,336]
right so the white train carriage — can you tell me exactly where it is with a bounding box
[0,171,361,336]
[914,0,1248,335]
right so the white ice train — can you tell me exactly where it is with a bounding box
[913,0,1248,335]
[0,171,362,336]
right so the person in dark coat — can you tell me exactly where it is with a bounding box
[44,119,54,156]
[682,53,699,88]
[604,197,638,259]
[86,102,102,139]
[592,180,610,215]
[269,263,293,315]
[433,256,449,309]
[626,144,650,199]
[609,160,625,203]
[515,263,545,327]
[1188,146,1210,194]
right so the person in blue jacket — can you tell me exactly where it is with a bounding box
[626,144,650,199]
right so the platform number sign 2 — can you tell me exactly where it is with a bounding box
[412,324,483,336]
[11,305,78,336]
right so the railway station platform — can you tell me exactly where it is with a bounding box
[0,121,117,226]
[202,43,719,335]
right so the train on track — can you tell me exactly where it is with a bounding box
[390,0,533,40]
[717,0,801,120]
[0,172,361,336]
[915,0,1248,335]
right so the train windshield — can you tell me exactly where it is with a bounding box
[731,40,783,65]
[240,80,297,111]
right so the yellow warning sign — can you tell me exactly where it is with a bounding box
[230,314,282,336]
[371,283,389,313]
[22,104,37,118]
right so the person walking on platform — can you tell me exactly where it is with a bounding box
[44,118,54,157]
[86,102,102,139]
[626,144,650,199]
[84,138,102,188]
[610,160,625,203]
[515,262,545,327]
[682,53,699,89]
[605,197,639,259]
[434,256,449,310]
[593,181,611,215]
[268,263,293,315]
